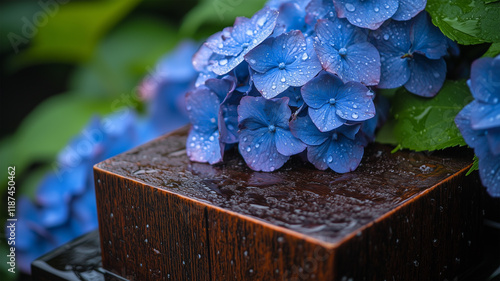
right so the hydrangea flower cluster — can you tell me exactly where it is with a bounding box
[455,55,500,197]
[13,41,198,273]
[186,0,450,172]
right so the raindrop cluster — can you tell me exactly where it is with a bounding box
[186,0,451,172]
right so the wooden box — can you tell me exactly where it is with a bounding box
[94,127,483,280]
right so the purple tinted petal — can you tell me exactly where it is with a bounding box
[392,0,426,21]
[275,127,306,156]
[238,96,270,128]
[307,141,331,170]
[302,72,343,108]
[469,56,500,104]
[404,55,446,97]
[239,128,289,172]
[341,42,381,85]
[205,77,236,101]
[290,113,330,145]
[326,135,364,173]
[309,103,347,131]
[470,102,500,130]
[336,82,376,121]
[410,12,448,59]
[186,87,220,133]
[196,71,219,87]
[219,91,243,144]
[478,152,500,197]
[334,0,398,30]
[186,129,223,164]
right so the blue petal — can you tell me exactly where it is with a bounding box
[337,43,381,85]
[245,39,278,73]
[370,20,412,54]
[337,123,362,140]
[239,127,289,172]
[275,127,306,156]
[275,86,303,107]
[392,0,426,21]
[410,12,448,60]
[196,71,219,87]
[487,127,500,156]
[315,18,367,50]
[335,81,376,121]
[469,56,500,104]
[470,102,500,130]
[325,134,364,173]
[307,141,331,170]
[39,201,69,228]
[290,113,330,145]
[219,91,243,144]
[186,129,223,164]
[455,103,490,159]
[306,0,337,23]
[275,2,308,34]
[193,43,215,72]
[404,55,446,97]
[333,0,399,30]
[251,68,291,98]
[238,96,291,130]
[309,103,347,131]
[301,72,343,109]
[205,76,236,101]
[71,188,98,233]
[186,87,220,133]
[378,54,410,88]
[478,152,500,197]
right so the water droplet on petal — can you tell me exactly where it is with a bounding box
[345,3,355,12]
[383,34,390,40]
[327,156,333,163]
[246,30,253,36]
[219,59,228,66]
[281,77,286,83]
[352,113,359,119]
[374,7,380,12]
[302,53,308,60]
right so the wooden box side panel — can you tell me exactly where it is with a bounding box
[94,168,211,281]
[207,207,335,281]
[333,170,483,280]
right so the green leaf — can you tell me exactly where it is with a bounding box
[392,80,474,151]
[375,118,398,145]
[0,93,114,190]
[426,0,500,45]
[466,155,479,176]
[483,42,500,57]
[180,0,267,36]
[70,17,181,98]
[13,0,141,66]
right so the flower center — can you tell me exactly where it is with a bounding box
[329,98,336,105]
[278,62,286,70]
[338,48,347,57]
[332,132,338,140]
[268,124,276,132]
[401,53,413,59]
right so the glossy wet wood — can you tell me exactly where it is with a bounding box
[94,126,483,280]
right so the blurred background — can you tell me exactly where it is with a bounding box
[0,0,266,279]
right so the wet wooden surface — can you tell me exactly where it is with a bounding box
[94,126,483,280]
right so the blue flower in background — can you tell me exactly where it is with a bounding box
[314,17,380,85]
[333,0,426,29]
[290,113,365,172]
[305,0,337,23]
[273,1,312,36]
[205,7,279,75]
[238,96,306,171]
[370,12,448,97]
[245,30,322,99]
[186,77,236,164]
[301,72,375,132]
[455,55,500,197]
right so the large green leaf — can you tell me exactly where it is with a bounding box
[392,80,473,151]
[426,0,500,45]
[180,0,267,36]
[483,42,500,57]
[0,94,114,189]
[13,0,141,65]
[70,17,180,98]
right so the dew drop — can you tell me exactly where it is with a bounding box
[247,146,252,152]
[374,7,379,12]
[351,113,359,119]
[281,77,286,83]
[246,30,253,36]
[219,59,228,66]
[327,156,333,163]
[345,3,355,12]
[302,53,308,60]
[218,43,223,49]
[383,34,390,40]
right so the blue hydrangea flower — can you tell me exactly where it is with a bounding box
[276,86,304,107]
[305,0,337,23]
[238,96,306,171]
[370,12,448,97]
[290,113,365,172]
[455,56,500,197]
[301,72,376,132]
[219,89,243,145]
[186,77,236,164]
[245,30,322,99]
[205,7,278,75]
[273,1,312,36]
[314,17,381,85]
[333,0,426,29]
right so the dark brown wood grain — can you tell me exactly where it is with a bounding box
[94,126,483,280]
